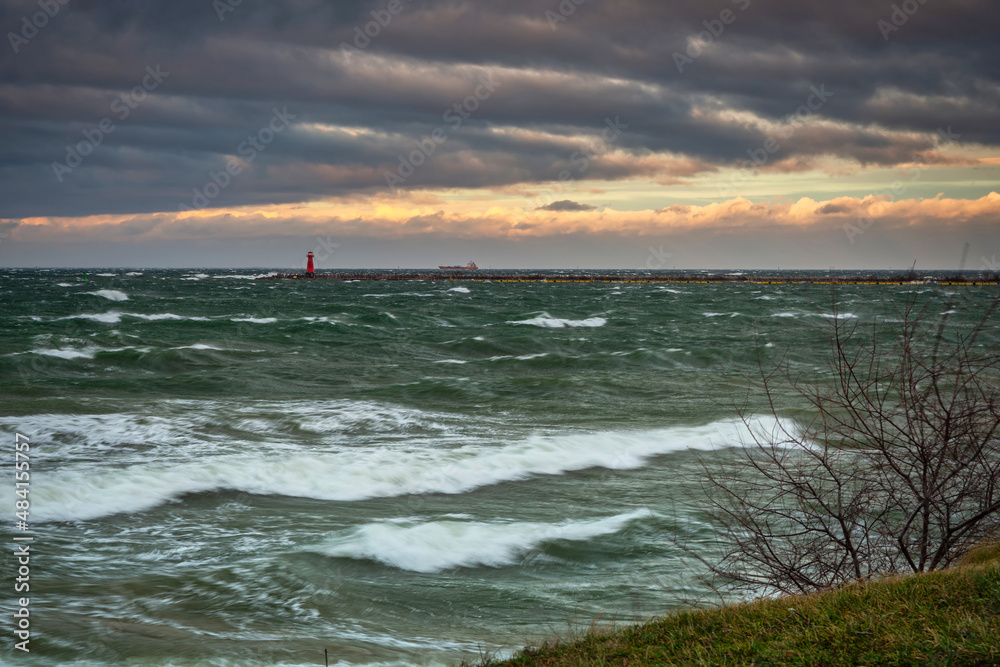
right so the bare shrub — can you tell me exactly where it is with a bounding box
[704,292,1000,596]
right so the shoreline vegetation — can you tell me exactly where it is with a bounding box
[258,271,1000,285]
[470,543,1000,667]
[465,294,1000,667]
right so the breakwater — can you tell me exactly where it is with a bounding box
[258,271,999,285]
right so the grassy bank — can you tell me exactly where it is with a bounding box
[480,543,1000,666]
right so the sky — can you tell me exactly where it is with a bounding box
[0,0,998,269]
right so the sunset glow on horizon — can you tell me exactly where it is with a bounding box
[1,0,998,268]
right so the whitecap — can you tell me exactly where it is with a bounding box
[63,312,123,324]
[509,312,607,328]
[307,510,653,572]
[29,417,794,522]
[87,289,129,302]
[16,345,149,360]
[32,346,101,360]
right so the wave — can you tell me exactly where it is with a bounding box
[213,273,276,279]
[306,510,653,572]
[29,417,790,522]
[447,287,471,294]
[509,312,607,328]
[20,345,149,360]
[87,289,129,301]
[232,317,278,324]
[29,346,101,360]
[60,312,212,324]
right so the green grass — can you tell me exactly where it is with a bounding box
[477,545,1000,666]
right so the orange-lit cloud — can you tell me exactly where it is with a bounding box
[6,192,999,244]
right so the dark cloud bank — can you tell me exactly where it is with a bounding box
[1,0,998,218]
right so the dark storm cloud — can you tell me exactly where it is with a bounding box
[537,200,596,212]
[0,0,997,217]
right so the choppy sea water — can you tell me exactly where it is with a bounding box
[1,269,996,666]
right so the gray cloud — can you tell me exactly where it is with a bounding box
[537,200,596,212]
[0,0,997,217]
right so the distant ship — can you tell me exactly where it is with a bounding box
[438,261,478,270]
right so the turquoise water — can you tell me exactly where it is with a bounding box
[1,270,995,666]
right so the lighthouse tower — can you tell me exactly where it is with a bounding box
[306,252,315,278]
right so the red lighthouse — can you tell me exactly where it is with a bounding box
[306,252,315,277]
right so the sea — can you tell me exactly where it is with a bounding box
[1,268,995,666]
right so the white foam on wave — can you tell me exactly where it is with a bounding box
[87,289,129,301]
[64,311,124,324]
[61,312,212,324]
[173,343,224,351]
[57,282,75,287]
[23,345,151,360]
[2,400,443,464]
[232,317,278,324]
[702,312,741,318]
[447,287,471,294]
[32,346,102,360]
[214,273,276,279]
[29,417,792,522]
[509,312,607,328]
[484,352,551,362]
[307,509,653,572]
